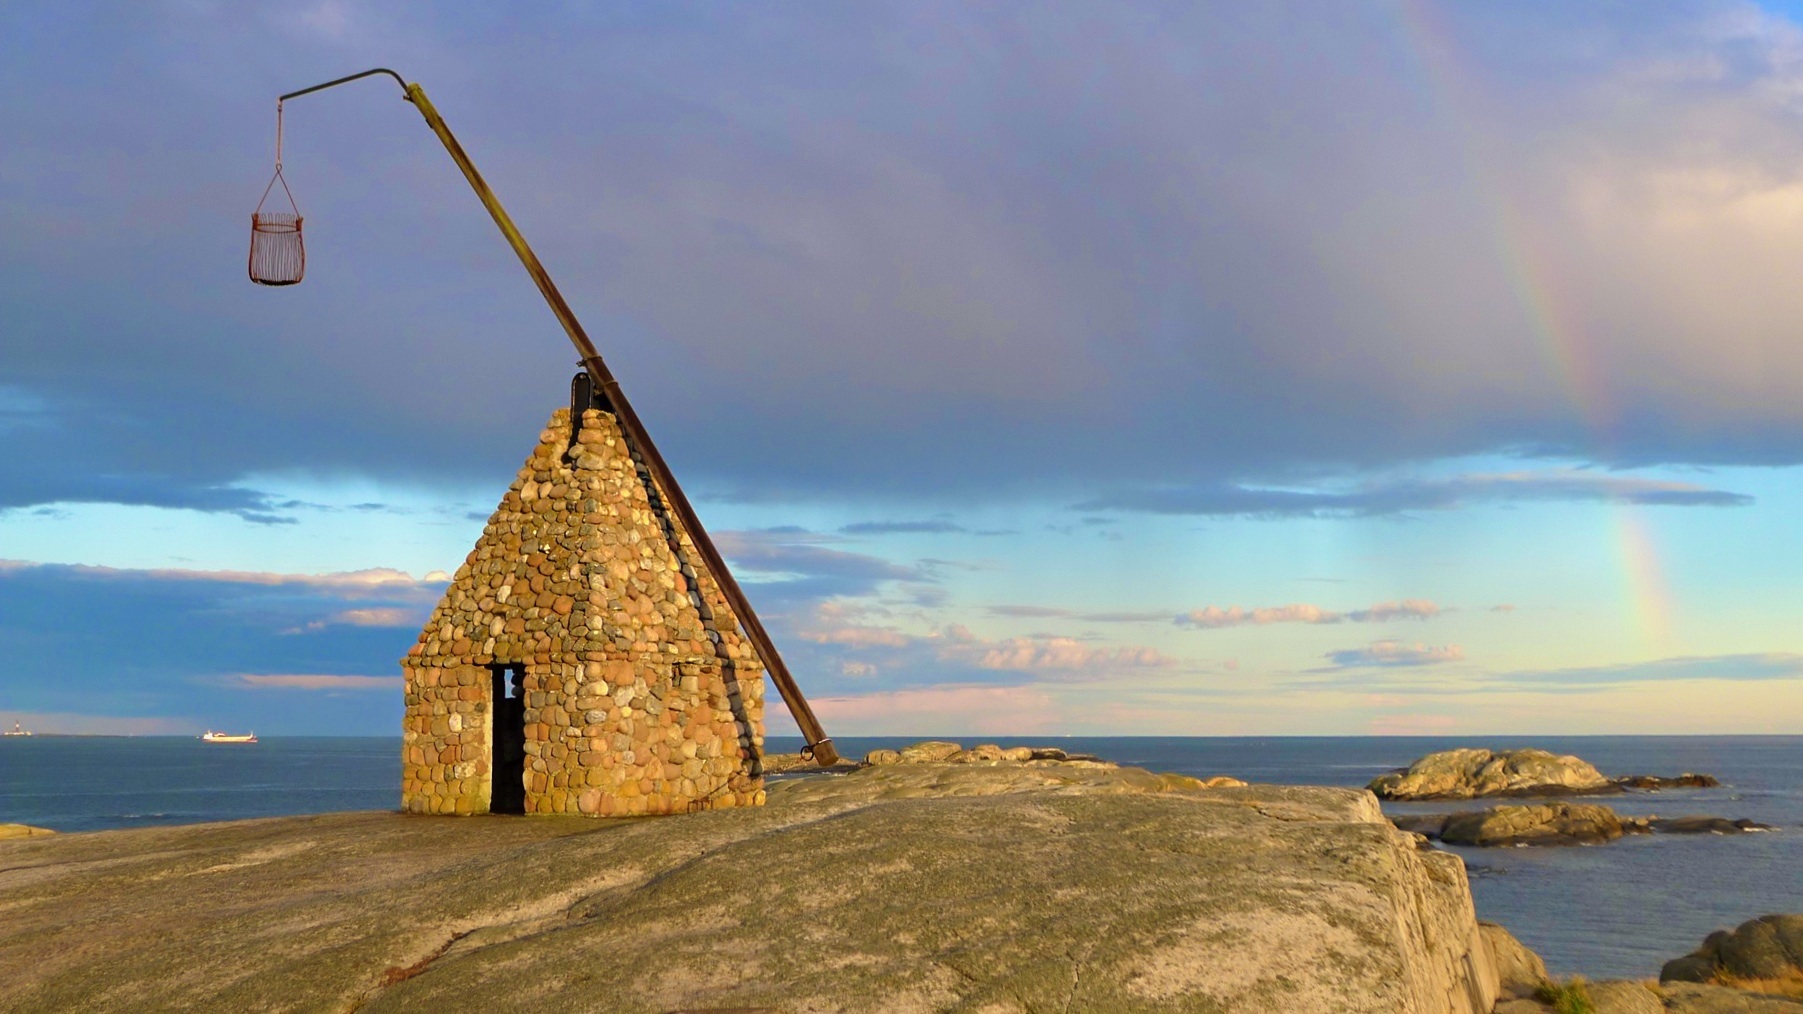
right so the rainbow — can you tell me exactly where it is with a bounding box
[1390,0,1675,644]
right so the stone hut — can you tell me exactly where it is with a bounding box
[401,403,766,817]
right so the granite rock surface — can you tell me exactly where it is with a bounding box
[0,761,1495,1013]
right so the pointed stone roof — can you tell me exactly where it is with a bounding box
[406,406,761,673]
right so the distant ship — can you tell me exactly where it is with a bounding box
[3,722,30,737]
[201,731,258,744]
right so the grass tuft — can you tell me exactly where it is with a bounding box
[1532,976,1596,1014]
[1712,968,1803,999]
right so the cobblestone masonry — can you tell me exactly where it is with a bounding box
[402,407,765,816]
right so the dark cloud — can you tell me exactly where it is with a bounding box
[4,4,1803,517]
[986,605,1074,618]
[839,519,967,535]
[0,561,441,733]
[716,528,924,606]
[0,473,296,524]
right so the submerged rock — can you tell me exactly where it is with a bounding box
[0,763,1500,1013]
[1616,773,1721,790]
[1651,816,1774,835]
[1369,748,1616,800]
[1394,804,1769,847]
[1439,803,1634,847]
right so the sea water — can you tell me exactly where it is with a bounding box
[2,734,1797,980]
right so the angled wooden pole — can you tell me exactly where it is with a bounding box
[276,70,839,765]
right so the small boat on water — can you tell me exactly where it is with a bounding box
[201,730,258,744]
[3,722,31,737]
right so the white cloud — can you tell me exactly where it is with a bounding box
[234,674,403,691]
[1348,600,1443,622]
[969,637,1172,673]
[329,607,421,628]
[1176,599,1441,629]
[1324,641,1465,668]
[0,560,446,597]
[811,684,1062,736]
[794,603,1173,678]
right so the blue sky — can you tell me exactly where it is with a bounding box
[3,1,1802,735]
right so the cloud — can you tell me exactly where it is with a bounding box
[800,624,914,649]
[1367,713,1461,735]
[1175,599,1441,629]
[1178,604,1338,628]
[1347,600,1443,622]
[968,637,1172,673]
[839,520,967,535]
[7,5,1803,524]
[716,528,924,603]
[0,560,438,733]
[0,710,195,736]
[0,474,298,524]
[792,603,1173,682]
[326,608,423,628]
[1323,641,1466,668]
[984,604,1169,622]
[1487,653,1803,687]
[234,674,403,690]
[1081,472,1754,518]
[808,684,1063,736]
[717,529,920,581]
[0,560,446,598]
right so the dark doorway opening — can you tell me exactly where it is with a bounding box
[489,664,526,815]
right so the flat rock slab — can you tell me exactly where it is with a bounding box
[1395,805,1772,847]
[1661,982,1803,1012]
[0,763,1497,1013]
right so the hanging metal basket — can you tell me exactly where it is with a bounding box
[249,201,304,285]
[248,102,305,286]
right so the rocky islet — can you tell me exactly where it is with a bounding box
[1394,803,1772,847]
[1371,748,1723,801]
